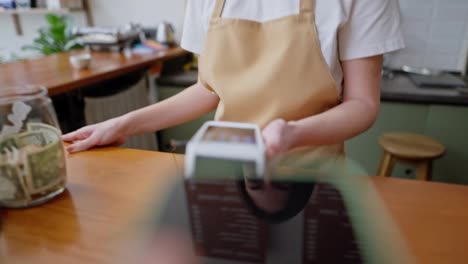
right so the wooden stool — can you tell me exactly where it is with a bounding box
[377,133,446,181]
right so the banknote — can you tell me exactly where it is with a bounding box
[0,140,19,199]
[0,123,66,199]
[1,123,59,150]
[27,122,61,144]
[16,131,47,148]
[0,162,29,203]
[24,139,66,195]
[0,135,19,153]
[0,163,18,201]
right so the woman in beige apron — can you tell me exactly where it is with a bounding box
[199,0,342,159]
[63,0,399,162]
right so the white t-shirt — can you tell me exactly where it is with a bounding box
[181,0,405,92]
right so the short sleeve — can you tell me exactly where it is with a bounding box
[181,0,210,55]
[338,0,405,61]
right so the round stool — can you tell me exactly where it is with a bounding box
[377,132,446,181]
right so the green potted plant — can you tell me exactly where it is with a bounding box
[22,14,83,55]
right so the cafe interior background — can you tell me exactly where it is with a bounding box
[0,0,467,185]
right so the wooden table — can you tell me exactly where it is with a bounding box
[1,148,467,263]
[0,47,189,96]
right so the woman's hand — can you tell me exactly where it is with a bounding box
[61,81,219,154]
[262,119,296,158]
[62,116,130,153]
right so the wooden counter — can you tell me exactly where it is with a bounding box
[0,47,189,96]
[1,148,468,263]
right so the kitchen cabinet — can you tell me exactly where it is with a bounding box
[347,102,468,185]
[424,105,468,185]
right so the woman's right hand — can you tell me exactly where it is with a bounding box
[62,116,131,153]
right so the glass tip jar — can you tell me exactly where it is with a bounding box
[0,85,67,208]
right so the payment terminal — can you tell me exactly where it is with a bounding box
[185,121,266,179]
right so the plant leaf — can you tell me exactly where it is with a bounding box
[24,14,79,55]
[45,14,61,26]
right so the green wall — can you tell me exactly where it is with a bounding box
[158,86,215,153]
[346,102,468,185]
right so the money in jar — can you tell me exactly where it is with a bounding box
[0,86,67,208]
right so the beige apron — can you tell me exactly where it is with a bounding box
[199,0,343,158]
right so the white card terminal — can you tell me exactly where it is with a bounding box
[185,121,265,179]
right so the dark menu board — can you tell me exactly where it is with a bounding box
[303,184,362,264]
[185,181,268,263]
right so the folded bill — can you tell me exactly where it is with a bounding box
[0,123,66,204]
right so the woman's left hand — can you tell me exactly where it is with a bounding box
[262,119,296,158]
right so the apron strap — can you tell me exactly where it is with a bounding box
[300,0,315,14]
[212,0,226,19]
[212,0,313,18]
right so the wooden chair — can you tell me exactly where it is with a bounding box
[377,132,446,181]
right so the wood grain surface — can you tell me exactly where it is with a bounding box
[373,176,468,264]
[0,148,181,264]
[379,132,446,159]
[0,47,189,96]
[0,149,467,263]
